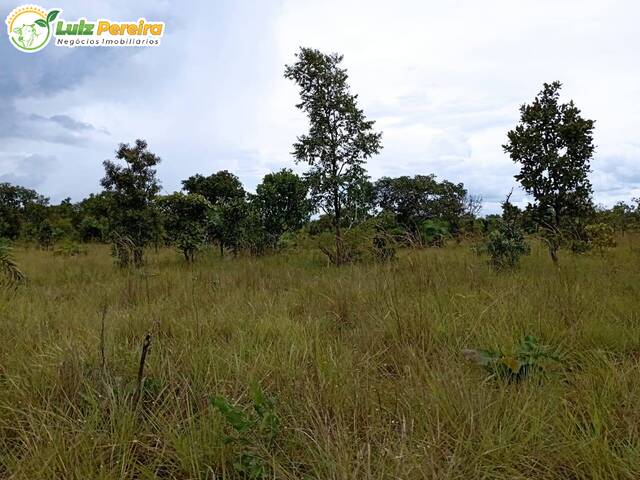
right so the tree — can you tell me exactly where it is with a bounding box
[158,193,212,262]
[253,169,311,243]
[373,175,467,234]
[100,139,161,267]
[342,177,374,228]
[77,193,113,242]
[503,81,595,263]
[0,183,49,240]
[182,171,245,205]
[210,197,251,257]
[285,47,382,265]
[182,170,245,256]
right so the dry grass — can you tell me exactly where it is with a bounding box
[1,237,640,479]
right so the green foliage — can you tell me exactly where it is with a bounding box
[209,198,250,256]
[417,219,450,247]
[504,82,595,262]
[253,168,311,243]
[285,47,382,265]
[238,206,275,256]
[317,218,397,264]
[585,222,616,255]
[0,182,49,240]
[373,175,467,234]
[182,170,245,205]
[211,385,281,479]
[101,139,162,267]
[158,192,213,262]
[463,335,560,382]
[481,223,531,271]
[36,219,54,250]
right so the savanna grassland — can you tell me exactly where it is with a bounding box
[2,239,640,479]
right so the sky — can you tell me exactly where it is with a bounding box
[1,0,639,213]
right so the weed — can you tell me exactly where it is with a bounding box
[463,335,561,382]
[211,385,281,478]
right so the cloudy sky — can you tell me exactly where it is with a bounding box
[1,0,639,212]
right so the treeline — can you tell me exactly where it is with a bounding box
[0,159,481,261]
[1,48,639,269]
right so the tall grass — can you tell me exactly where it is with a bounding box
[0,238,639,478]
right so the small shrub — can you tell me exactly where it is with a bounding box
[317,220,397,264]
[211,385,281,479]
[463,335,560,382]
[481,222,530,271]
[570,238,591,254]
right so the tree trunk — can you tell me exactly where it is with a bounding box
[333,185,343,266]
[549,243,559,265]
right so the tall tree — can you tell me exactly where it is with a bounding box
[101,139,161,267]
[285,47,382,265]
[503,81,595,263]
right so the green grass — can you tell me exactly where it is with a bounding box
[1,238,640,479]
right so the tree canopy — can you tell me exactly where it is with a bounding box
[285,47,382,264]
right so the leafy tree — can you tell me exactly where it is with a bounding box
[373,175,467,234]
[0,183,48,240]
[182,170,245,255]
[253,169,311,244]
[182,171,245,205]
[158,192,212,262]
[36,219,54,250]
[210,197,251,257]
[285,47,382,265]
[100,139,161,267]
[503,81,595,263]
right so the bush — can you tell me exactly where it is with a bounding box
[585,223,616,255]
[317,219,397,264]
[481,222,530,271]
[418,219,450,247]
[463,335,561,382]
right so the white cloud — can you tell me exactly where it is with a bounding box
[1,0,638,211]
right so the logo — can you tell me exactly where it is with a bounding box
[6,5,58,52]
[6,5,164,52]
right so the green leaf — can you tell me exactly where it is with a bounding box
[211,396,252,432]
[47,10,60,23]
[35,19,47,28]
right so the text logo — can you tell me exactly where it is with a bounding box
[6,5,164,52]
[6,5,59,53]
